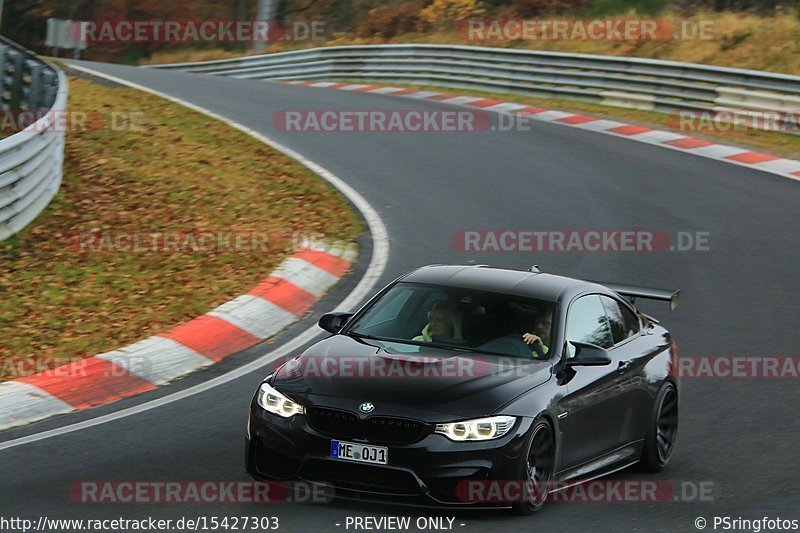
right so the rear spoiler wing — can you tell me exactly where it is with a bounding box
[596,282,680,311]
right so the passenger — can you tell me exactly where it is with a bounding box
[522,311,553,358]
[413,301,463,342]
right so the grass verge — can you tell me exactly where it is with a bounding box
[0,73,362,381]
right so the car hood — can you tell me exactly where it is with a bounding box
[272,334,552,417]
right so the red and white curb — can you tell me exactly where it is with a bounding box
[0,241,356,431]
[283,81,800,182]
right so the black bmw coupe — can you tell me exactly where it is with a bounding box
[245,265,680,513]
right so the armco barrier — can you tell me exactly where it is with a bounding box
[150,44,800,133]
[0,36,67,241]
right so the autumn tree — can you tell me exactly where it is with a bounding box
[420,0,487,29]
[359,1,426,38]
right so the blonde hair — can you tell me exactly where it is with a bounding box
[428,301,463,339]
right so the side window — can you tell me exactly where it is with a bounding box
[620,304,640,337]
[566,295,613,353]
[601,296,641,344]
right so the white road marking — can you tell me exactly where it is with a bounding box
[208,295,297,339]
[97,336,212,385]
[270,257,341,297]
[0,382,74,432]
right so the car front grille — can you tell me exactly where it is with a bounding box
[306,407,431,445]
[364,416,429,445]
[306,407,361,439]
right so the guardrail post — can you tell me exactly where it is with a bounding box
[26,59,44,109]
[0,44,10,110]
[41,67,57,107]
[7,48,23,110]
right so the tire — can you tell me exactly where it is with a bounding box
[639,381,678,473]
[513,419,556,515]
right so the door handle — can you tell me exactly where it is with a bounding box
[618,360,632,373]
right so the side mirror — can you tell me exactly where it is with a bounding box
[318,312,353,334]
[566,341,612,366]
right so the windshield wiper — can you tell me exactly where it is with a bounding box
[422,342,475,353]
[347,331,476,353]
[346,331,383,341]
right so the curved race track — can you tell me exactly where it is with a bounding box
[1,60,798,532]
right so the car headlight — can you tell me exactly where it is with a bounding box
[435,416,516,441]
[256,381,305,418]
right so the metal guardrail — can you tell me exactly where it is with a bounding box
[151,44,800,132]
[0,36,67,241]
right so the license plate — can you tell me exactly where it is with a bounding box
[330,440,388,465]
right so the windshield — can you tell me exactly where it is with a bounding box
[347,282,556,359]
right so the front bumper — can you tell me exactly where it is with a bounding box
[245,405,533,506]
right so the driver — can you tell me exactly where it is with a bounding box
[522,310,553,358]
[413,301,463,342]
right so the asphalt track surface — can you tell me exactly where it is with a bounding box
[1,61,798,532]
